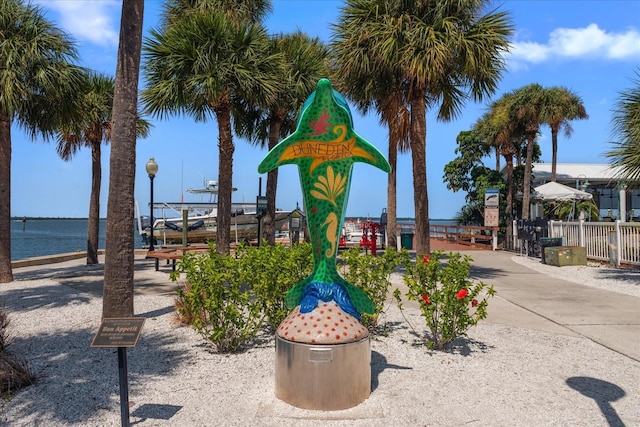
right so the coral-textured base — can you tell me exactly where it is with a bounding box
[276,301,369,344]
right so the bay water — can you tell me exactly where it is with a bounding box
[10,217,452,261]
[10,218,143,261]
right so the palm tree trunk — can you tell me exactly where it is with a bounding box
[409,89,430,255]
[386,135,398,250]
[0,114,13,283]
[215,104,234,255]
[551,127,559,182]
[87,141,101,265]
[263,117,282,246]
[505,154,514,246]
[102,0,144,318]
[521,133,536,220]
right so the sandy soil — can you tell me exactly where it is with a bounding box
[0,260,638,426]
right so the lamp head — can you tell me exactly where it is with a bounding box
[146,157,158,178]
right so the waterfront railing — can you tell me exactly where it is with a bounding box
[545,220,640,266]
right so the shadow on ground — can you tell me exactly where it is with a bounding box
[595,268,640,290]
[371,350,412,392]
[566,377,626,427]
[131,403,183,425]
[10,259,179,300]
[4,319,195,426]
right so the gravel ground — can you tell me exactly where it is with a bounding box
[0,258,639,426]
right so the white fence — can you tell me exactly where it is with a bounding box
[547,220,640,266]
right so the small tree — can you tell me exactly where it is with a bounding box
[398,251,496,350]
[171,248,265,353]
[551,199,600,221]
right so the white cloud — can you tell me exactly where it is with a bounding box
[508,23,640,65]
[35,0,120,47]
[509,41,550,63]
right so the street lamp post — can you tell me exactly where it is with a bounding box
[576,174,590,192]
[575,174,591,221]
[146,157,158,251]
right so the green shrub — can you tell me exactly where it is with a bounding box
[171,247,264,353]
[236,242,312,331]
[0,305,34,396]
[339,247,410,334]
[397,250,495,350]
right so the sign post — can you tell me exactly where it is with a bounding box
[92,317,145,427]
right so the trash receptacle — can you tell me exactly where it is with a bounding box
[540,237,563,263]
[400,228,414,250]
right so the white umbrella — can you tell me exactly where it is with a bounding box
[532,181,593,201]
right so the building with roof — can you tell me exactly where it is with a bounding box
[531,163,639,221]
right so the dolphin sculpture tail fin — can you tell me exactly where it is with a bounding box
[284,275,374,319]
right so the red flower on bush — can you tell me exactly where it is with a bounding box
[456,289,468,300]
[422,254,431,264]
[421,294,430,305]
[471,299,478,307]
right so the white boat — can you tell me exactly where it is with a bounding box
[136,179,294,246]
[340,219,384,248]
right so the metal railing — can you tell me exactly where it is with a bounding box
[546,220,640,266]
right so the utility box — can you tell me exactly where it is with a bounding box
[400,228,414,250]
[540,237,563,263]
[544,246,587,267]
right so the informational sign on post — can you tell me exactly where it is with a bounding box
[256,195,268,217]
[484,188,499,207]
[484,206,499,227]
[92,317,145,427]
[91,318,145,348]
[484,189,500,227]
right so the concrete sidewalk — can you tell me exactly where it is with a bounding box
[10,248,640,362]
[467,250,640,362]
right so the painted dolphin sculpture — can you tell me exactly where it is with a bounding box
[258,78,390,319]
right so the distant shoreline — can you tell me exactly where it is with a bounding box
[11,217,98,220]
[12,216,455,222]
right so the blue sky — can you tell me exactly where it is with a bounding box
[10,0,640,219]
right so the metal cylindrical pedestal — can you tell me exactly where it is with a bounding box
[275,335,371,410]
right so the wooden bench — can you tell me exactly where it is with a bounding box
[146,249,183,271]
[146,246,210,271]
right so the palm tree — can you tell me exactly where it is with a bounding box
[237,31,329,246]
[56,72,151,265]
[102,0,145,318]
[331,0,512,256]
[542,86,588,181]
[509,83,545,220]
[606,70,640,181]
[330,63,411,251]
[475,95,520,240]
[0,0,84,283]
[161,0,271,24]
[378,88,411,250]
[142,3,280,254]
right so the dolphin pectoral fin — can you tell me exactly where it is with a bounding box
[258,140,290,174]
[353,134,391,173]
